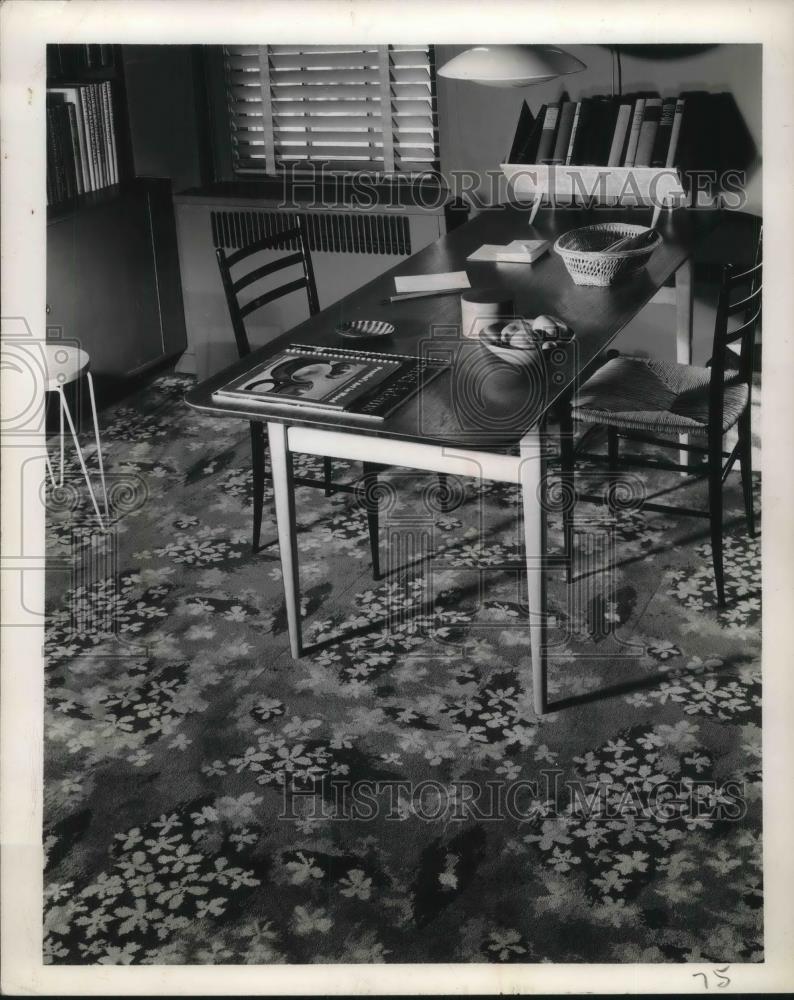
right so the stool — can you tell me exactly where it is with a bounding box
[45,344,108,528]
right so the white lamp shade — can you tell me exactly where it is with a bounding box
[437,45,586,86]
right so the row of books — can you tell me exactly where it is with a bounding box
[508,94,688,169]
[46,82,119,205]
[47,43,116,79]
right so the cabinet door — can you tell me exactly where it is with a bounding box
[46,216,78,345]
[47,188,165,377]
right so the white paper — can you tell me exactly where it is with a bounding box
[467,241,549,264]
[394,270,470,293]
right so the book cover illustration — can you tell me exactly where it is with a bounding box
[214,347,403,411]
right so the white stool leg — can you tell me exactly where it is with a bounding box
[58,386,105,529]
[43,390,64,488]
[58,390,64,486]
[85,371,109,518]
[44,391,58,487]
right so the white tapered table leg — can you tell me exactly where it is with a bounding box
[85,372,109,517]
[58,387,105,528]
[519,427,548,716]
[676,257,694,469]
[267,422,303,658]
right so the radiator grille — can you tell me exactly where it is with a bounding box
[210,210,411,256]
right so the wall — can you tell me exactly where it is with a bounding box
[122,45,205,192]
[436,43,762,362]
[436,43,762,216]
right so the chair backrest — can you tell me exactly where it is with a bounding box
[215,216,320,359]
[708,224,762,433]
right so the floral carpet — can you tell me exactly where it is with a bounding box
[43,372,762,965]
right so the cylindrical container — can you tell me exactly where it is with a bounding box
[460,288,513,340]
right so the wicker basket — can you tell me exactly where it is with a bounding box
[554,223,662,287]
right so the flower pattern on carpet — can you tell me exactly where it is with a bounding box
[44,373,762,964]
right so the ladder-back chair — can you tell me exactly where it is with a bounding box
[561,226,762,606]
[216,217,382,574]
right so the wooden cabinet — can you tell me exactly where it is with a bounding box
[46,44,188,390]
[46,178,187,380]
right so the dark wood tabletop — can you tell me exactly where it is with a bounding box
[185,205,722,451]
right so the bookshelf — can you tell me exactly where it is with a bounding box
[502,93,705,226]
[46,45,187,385]
[46,44,132,208]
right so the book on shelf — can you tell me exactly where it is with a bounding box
[567,98,593,165]
[47,43,116,79]
[665,98,686,167]
[622,97,647,166]
[520,103,547,163]
[550,101,577,164]
[634,97,663,166]
[651,97,678,166]
[507,100,535,163]
[564,101,582,164]
[211,345,450,422]
[599,97,623,165]
[607,101,633,166]
[536,103,561,163]
[46,81,120,205]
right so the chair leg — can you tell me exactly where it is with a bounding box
[558,403,575,583]
[362,462,381,581]
[737,408,755,538]
[708,440,726,608]
[250,422,266,553]
[323,457,333,496]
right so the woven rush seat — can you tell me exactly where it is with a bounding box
[572,356,750,435]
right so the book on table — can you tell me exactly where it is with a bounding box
[211,344,449,422]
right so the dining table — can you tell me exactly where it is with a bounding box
[186,202,722,715]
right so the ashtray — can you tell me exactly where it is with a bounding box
[336,319,395,341]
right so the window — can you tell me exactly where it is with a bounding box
[223,44,439,176]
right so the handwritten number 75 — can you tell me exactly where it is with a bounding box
[693,967,731,988]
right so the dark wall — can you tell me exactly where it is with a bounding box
[122,45,206,192]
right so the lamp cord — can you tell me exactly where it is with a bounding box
[615,46,623,96]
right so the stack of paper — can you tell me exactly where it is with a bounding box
[393,271,471,294]
[467,240,550,264]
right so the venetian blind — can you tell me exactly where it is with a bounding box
[224,44,439,175]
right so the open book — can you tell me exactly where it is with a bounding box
[211,344,448,422]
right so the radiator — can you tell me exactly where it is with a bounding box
[173,194,446,379]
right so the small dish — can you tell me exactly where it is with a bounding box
[479,317,573,367]
[336,319,395,341]
[479,323,542,367]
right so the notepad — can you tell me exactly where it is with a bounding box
[393,271,471,294]
[467,240,550,264]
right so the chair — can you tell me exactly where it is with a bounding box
[560,230,762,607]
[44,343,109,528]
[215,217,382,574]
